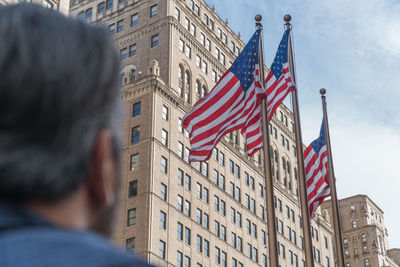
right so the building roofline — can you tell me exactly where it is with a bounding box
[338,194,384,214]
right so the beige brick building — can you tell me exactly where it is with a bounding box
[321,195,399,267]
[69,0,335,266]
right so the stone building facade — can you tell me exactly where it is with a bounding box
[69,0,335,266]
[321,195,399,267]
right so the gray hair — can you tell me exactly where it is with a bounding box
[0,3,121,203]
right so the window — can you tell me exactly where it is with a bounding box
[204,239,210,257]
[259,184,264,197]
[98,2,105,13]
[177,251,183,267]
[364,258,370,266]
[161,105,169,120]
[179,39,185,52]
[106,0,113,9]
[126,237,135,250]
[132,102,141,116]
[127,208,136,226]
[161,129,168,146]
[350,205,355,212]
[361,233,367,243]
[160,183,167,200]
[221,200,226,216]
[159,240,166,259]
[249,176,254,189]
[221,225,226,241]
[185,227,191,245]
[214,220,220,236]
[119,0,125,4]
[117,19,124,32]
[222,251,227,267]
[175,7,180,21]
[202,61,207,74]
[215,247,221,264]
[130,154,139,171]
[219,152,225,165]
[246,219,251,234]
[184,147,190,163]
[160,211,166,229]
[212,70,217,82]
[197,235,203,252]
[129,44,136,57]
[196,208,202,224]
[151,34,159,48]
[131,126,140,143]
[178,142,184,158]
[120,48,127,61]
[363,246,368,253]
[85,8,92,21]
[177,222,183,240]
[184,174,191,191]
[352,221,357,228]
[235,164,240,178]
[190,23,196,36]
[185,17,190,30]
[184,200,191,216]
[200,32,205,45]
[150,4,158,17]
[214,195,219,212]
[236,212,242,227]
[129,180,138,197]
[206,38,211,51]
[108,23,115,33]
[203,187,209,203]
[161,156,167,173]
[196,55,201,68]
[178,118,184,133]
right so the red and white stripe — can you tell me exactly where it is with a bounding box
[304,144,330,219]
[182,66,265,162]
[265,62,295,121]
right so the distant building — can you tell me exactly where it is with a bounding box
[321,195,399,267]
[68,0,335,266]
[0,0,70,15]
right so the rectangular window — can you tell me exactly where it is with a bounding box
[127,208,136,226]
[200,32,205,45]
[203,213,209,229]
[175,7,180,21]
[130,154,139,171]
[190,23,196,36]
[214,220,220,236]
[126,237,135,250]
[117,19,124,32]
[97,2,105,13]
[203,187,209,203]
[151,34,159,48]
[160,211,166,229]
[202,61,207,74]
[85,8,92,21]
[185,45,191,58]
[235,164,240,178]
[197,235,203,252]
[132,102,141,116]
[161,156,167,174]
[178,169,184,186]
[120,48,127,61]
[150,4,158,17]
[179,39,185,52]
[162,105,169,120]
[161,129,168,146]
[177,195,183,212]
[184,227,191,245]
[184,174,191,191]
[131,126,140,143]
[206,38,211,51]
[184,200,191,216]
[204,239,210,257]
[235,187,241,202]
[178,142,184,158]
[177,251,183,267]
[184,147,190,163]
[236,212,242,227]
[159,240,166,259]
[128,180,138,197]
[108,23,115,34]
[196,183,202,198]
[177,222,183,240]
[215,247,221,264]
[129,44,136,57]
[160,183,167,200]
[196,208,202,224]
[106,0,112,9]
[185,17,190,30]
[196,55,201,67]
[237,236,242,252]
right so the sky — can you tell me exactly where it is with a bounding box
[204,0,400,248]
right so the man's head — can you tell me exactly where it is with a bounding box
[0,4,121,236]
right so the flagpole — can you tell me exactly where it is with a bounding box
[320,88,345,267]
[255,14,280,267]
[284,15,315,267]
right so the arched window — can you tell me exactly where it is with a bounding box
[178,65,184,96]
[202,85,207,97]
[196,80,201,95]
[184,70,191,103]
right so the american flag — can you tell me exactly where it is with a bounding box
[304,120,331,219]
[182,29,265,162]
[265,29,296,121]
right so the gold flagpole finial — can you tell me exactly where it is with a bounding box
[284,14,291,22]
[255,14,262,22]
[320,88,327,96]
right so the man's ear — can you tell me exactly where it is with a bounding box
[86,130,118,210]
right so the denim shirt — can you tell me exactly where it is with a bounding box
[0,202,153,267]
